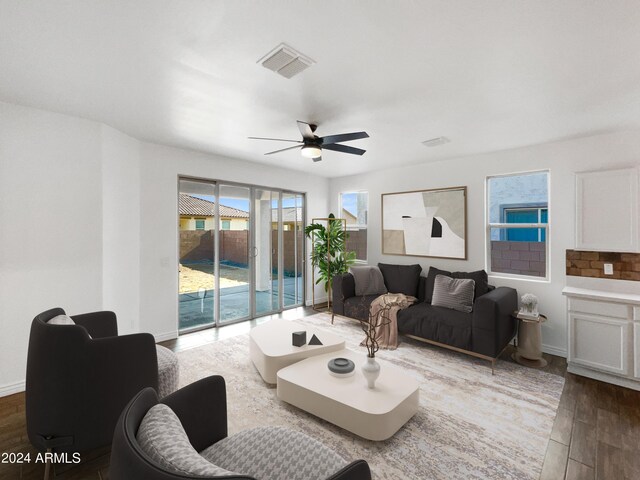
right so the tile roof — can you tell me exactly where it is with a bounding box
[179,194,249,218]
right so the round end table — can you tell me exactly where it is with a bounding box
[511,313,548,368]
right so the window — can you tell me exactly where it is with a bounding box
[221,220,231,230]
[486,171,549,279]
[195,219,205,230]
[340,192,368,262]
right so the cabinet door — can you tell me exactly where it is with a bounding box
[569,312,630,375]
[635,324,640,379]
[575,168,639,252]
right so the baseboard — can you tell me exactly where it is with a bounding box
[306,296,328,307]
[568,363,640,391]
[542,344,567,358]
[154,331,178,342]
[0,380,25,397]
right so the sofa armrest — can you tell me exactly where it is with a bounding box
[162,376,228,452]
[327,459,371,480]
[71,311,118,338]
[332,273,356,316]
[471,287,518,358]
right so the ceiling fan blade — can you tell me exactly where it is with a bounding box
[312,156,322,163]
[321,143,366,156]
[264,145,301,155]
[320,131,369,145]
[297,120,315,140]
[248,137,302,143]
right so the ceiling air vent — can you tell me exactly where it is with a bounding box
[422,137,450,147]
[258,43,315,79]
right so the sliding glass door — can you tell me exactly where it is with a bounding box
[254,189,280,316]
[178,179,216,331]
[217,184,251,325]
[178,178,305,332]
[282,193,304,307]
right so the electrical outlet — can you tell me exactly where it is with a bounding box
[604,263,614,275]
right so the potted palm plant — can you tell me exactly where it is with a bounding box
[305,213,356,309]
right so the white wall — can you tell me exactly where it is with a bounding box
[101,125,141,334]
[329,130,640,356]
[0,101,329,395]
[0,102,104,394]
[138,142,329,340]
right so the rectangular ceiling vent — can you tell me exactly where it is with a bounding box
[422,137,450,147]
[258,43,315,79]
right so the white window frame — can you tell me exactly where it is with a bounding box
[339,191,368,263]
[194,218,206,230]
[485,170,550,282]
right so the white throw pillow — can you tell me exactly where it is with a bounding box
[48,314,75,325]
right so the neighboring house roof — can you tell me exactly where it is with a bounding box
[342,208,357,222]
[179,194,249,218]
[272,207,303,223]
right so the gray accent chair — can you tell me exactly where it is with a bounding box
[109,376,372,480]
[25,307,178,467]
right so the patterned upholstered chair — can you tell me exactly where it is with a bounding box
[109,376,372,480]
[26,307,179,469]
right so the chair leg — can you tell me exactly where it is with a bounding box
[331,313,335,324]
[491,359,496,375]
[43,448,51,480]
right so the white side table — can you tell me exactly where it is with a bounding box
[512,313,548,368]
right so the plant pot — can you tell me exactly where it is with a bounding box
[361,356,380,389]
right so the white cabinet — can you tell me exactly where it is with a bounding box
[564,287,640,390]
[568,312,630,375]
[575,167,639,252]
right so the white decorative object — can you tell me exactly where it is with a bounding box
[277,349,419,441]
[520,293,539,318]
[575,168,639,252]
[361,356,381,389]
[249,319,345,384]
[563,286,640,391]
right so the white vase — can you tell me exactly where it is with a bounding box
[361,356,380,389]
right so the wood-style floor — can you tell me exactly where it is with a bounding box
[1,306,638,479]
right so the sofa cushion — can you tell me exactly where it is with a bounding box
[431,275,475,313]
[344,294,380,322]
[378,263,422,296]
[201,426,347,480]
[349,266,387,296]
[425,267,489,303]
[397,302,472,350]
[136,404,233,477]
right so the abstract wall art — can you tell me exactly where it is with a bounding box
[382,186,467,259]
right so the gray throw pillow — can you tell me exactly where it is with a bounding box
[431,274,475,313]
[136,404,233,477]
[349,266,388,296]
[425,267,489,303]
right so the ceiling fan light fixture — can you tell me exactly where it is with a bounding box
[301,145,322,158]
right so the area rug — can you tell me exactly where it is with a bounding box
[176,313,564,480]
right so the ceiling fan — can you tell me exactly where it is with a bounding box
[249,121,369,162]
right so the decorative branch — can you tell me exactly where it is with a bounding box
[362,305,393,358]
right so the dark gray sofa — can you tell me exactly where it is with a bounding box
[332,264,518,372]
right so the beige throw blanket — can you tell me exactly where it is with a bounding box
[361,293,417,350]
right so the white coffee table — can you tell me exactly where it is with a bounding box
[277,349,420,441]
[250,319,345,384]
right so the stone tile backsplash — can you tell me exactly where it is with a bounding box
[566,250,640,281]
